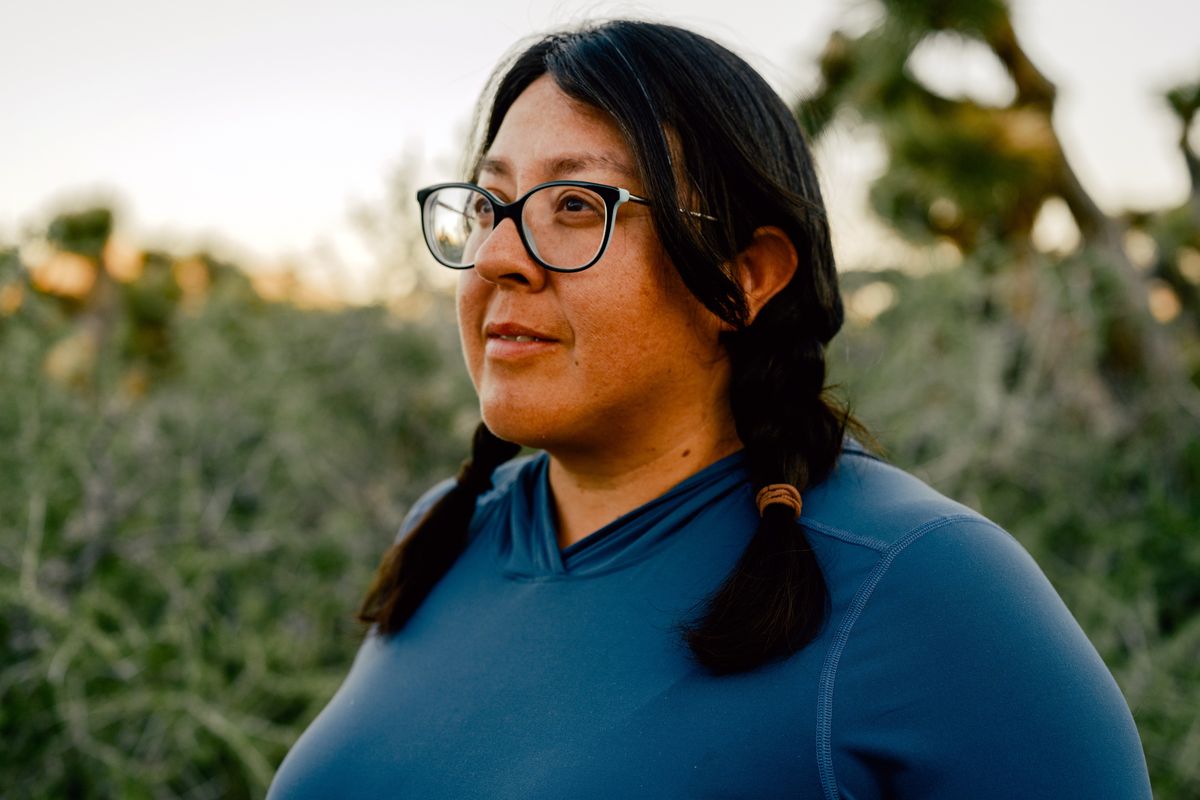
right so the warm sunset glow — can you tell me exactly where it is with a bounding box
[103,235,145,282]
[1178,246,1200,284]
[0,283,23,315]
[1123,229,1158,271]
[250,266,344,309]
[172,256,210,306]
[847,280,897,325]
[1148,281,1182,322]
[30,251,97,299]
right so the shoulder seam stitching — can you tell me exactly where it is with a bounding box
[815,513,982,800]
[801,518,891,552]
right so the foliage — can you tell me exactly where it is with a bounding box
[0,241,477,798]
[836,252,1200,797]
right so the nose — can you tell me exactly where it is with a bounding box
[472,218,547,291]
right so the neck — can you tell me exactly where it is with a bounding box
[546,407,741,550]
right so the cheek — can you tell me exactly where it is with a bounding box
[456,275,485,377]
[558,267,652,363]
[565,258,716,374]
[568,233,662,333]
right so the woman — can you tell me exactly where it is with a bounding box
[268,20,1151,799]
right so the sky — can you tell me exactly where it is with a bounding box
[2,0,1198,299]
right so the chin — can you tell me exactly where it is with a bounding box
[479,401,556,450]
[480,390,602,452]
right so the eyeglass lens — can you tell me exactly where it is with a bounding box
[423,185,610,270]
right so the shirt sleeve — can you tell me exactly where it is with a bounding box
[826,516,1152,799]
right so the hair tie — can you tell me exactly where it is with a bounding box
[755,484,803,519]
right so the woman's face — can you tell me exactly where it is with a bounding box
[456,75,730,458]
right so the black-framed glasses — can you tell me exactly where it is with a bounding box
[416,180,650,273]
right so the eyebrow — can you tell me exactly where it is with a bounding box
[478,153,637,182]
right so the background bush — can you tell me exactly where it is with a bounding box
[0,251,477,798]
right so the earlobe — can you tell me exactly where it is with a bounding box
[733,226,799,323]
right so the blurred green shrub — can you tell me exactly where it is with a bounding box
[835,250,1199,797]
[0,241,477,798]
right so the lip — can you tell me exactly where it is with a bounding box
[484,321,560,360]
[485,322,558,341]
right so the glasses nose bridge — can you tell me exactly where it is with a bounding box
[488,192,526,229]
[471,193,544,279]
[483,191,540,265]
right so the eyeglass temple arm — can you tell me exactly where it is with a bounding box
[433,198,467,216]
[627,193,718,222]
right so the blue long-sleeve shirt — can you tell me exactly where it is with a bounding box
[268,443,1152,798]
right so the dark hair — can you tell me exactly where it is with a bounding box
[358,19,861,675]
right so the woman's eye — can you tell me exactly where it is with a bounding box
[470,196,494,219]
[557,193,602,216]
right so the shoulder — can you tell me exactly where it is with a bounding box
[804,443,1106,704]
[807,446,1151,798]
[801,442,991,554]
[393,453,542,543]
[801,444,1093,664]
[800,442,1068,678]
[796,442,1019,606]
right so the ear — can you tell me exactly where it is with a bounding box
[731,226,798,324]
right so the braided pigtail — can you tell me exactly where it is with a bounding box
[680,307,847,674]
[357,422,519,635]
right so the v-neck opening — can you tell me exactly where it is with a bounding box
[496,450,750,580]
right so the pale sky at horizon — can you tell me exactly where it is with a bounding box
[2,0,1198,299]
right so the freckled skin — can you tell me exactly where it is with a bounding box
[456,76,734,472]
